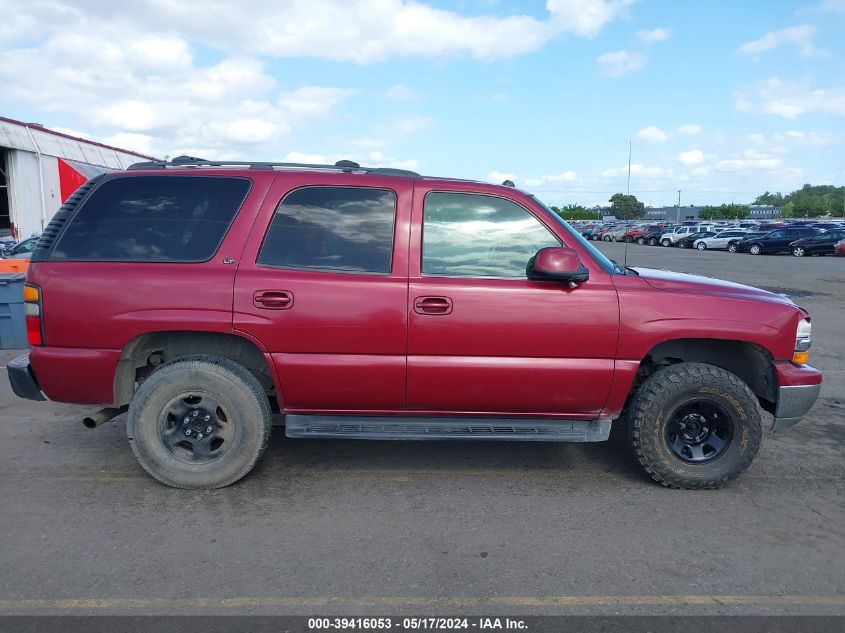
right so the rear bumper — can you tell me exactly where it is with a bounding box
[773,362,823,431]
[6,354,46,401]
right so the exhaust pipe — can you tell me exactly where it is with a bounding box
[83,406,128,429]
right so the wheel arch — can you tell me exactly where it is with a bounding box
[630,338,778,414]
[114,331,281,409]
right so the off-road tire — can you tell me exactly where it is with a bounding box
[627,362,763,489]
[127,355,272,489]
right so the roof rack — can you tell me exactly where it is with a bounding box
[127,155,422,178]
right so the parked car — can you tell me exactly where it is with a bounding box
[677,231,726,249]
[737,227,821,255]
[728,231,767,253]
[660,224,716,246]
[0,237,39,259]
[636,230,663,246]
[789,229,845,257]
[693,230,749,251]
[7,156,821,490]
[622,224,661,243]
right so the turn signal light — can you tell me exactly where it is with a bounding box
[792,351,809,365]
[23,283,44,347]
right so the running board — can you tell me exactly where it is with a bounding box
[284,415,611,442]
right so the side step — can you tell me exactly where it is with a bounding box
[284,415,611,442]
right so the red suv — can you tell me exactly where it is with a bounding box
[8,157,822,489]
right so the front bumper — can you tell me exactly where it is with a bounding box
[772,362,822,431]
[6,354,46,401]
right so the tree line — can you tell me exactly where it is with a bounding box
[548,184,845,221]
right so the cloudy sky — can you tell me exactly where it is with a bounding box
[2,0,844,207]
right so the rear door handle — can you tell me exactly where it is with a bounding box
[414,296,453,315]
[254,290,294,310]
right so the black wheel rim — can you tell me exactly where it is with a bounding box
[665,399,734,464]
[158,391,234,464]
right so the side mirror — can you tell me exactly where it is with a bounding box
[527,247,590,286]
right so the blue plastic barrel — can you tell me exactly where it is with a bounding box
[0,273,28,349]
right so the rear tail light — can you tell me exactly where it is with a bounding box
[23,283,44,346]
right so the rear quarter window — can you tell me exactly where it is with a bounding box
[51,175,251,262]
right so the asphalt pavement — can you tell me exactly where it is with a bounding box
[0,242,842,617]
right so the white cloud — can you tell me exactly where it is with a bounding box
[6,1,632,65]
[388,115,433,135]
[747,133,766,145]
[678,149,705,165]
[737,77,845,118]
[281,151,419,171]
[100,132,156,156]
[596,50,645,77]
[635,126,669,142]
[715,155,782,172]
[385,83,417,100]
[488,171,517,183]
[277,86,356,116]
[737,25,825,58]
[677,124,702,135]
[820,0,845,13]
[773,130,836,146]
[525,171,578,186]
[602,163,670,179]
[637,28,669,43]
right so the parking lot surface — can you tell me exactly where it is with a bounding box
[0,244,842,616]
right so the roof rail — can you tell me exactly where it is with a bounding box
[127,155,422,178]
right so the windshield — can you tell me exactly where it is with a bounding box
[531,197,621,274]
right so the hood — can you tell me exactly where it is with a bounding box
[631,267,797,306]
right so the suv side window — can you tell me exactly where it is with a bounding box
[258,186,396,274]
[422,192,560,278]
[768,231,783,239]
[51,176,250,262]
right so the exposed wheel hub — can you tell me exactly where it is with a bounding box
[160,392,233,463]
[678,413,709,443]
[666,399,734,463]
[183,408,215,440]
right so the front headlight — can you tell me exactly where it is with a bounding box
[793,318,812,364]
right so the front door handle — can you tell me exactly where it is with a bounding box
[414,296,453,315]
[254,290,294,310]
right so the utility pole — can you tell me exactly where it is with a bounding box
[676,190,681,221]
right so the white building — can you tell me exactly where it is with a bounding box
[0,117,157,240]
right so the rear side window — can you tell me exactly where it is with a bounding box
[258,186,396,274]
[51,176,250,262]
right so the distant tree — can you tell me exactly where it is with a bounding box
[780,201,796,218]
[553,204,598,220]
[699,203,749,220]
[755,184,845,218]
[608,193,644,220]
[753,191,784,206]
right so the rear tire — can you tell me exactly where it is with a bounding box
[727,243,738,253]
[127,355,272,489]
[661,238,672,247]
[792,246,805,257]
[696,242,707,250]
[627,362,762,489]
[648,237,658,246]
[636,237,646,245]
[749,244,762,255]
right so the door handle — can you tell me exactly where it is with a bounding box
[254,290,294,310]
[414,296,453,315]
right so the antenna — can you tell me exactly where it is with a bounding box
[624,141,632,269]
